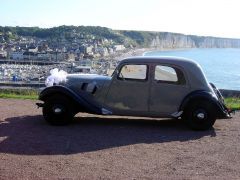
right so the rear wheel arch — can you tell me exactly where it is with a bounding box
[183,97,218,111]
[179,90,219,112]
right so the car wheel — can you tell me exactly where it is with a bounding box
[183,100,217,130]
[42,95,74,125]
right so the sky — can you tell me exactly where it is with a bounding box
[1,0,240,38]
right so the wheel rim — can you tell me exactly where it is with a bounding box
[193,109,208,121]
[52,104,65,115]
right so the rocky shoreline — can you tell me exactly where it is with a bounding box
[111,47,180,60]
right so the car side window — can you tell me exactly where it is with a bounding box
[154,65,186,85]
[118,64,147,80]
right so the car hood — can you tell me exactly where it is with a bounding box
[66,73,111,84]
[63,73,111,93]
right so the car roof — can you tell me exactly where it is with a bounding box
[121,56,200,68]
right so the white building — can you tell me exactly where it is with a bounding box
[28,46,38,53]
[114,44,125,51]
[95,47,109,56]
[0,51,7,58]
[108,48,114,54]
[85,46,93,54]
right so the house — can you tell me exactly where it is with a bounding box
[0,50,7,59]
[11,51,24,60]
[79,45,86,54]
[114,44,125,51]
[0,44,4,51]
[79,59,92,67]
[49,52,66,61]
[28,45,38,53]
[108,48,114,54]
[19,44,28,51]
[95,47,109,56]
[37,53,50,60]
[23,51,38,60]
[66,53,75,61]
[73,65,91,73]
[85,46,93,54]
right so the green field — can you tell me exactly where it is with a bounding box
[0,89,38,100]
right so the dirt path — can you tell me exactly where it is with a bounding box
[0,99,240,179]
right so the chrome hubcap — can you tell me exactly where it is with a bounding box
[53,107,62,114]
[194,109,207,121]
[197,113,205,119]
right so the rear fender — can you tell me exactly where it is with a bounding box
[179,90,229,118]
[39,85,102,114]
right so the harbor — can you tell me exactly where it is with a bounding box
[0,58,119,88]
[0,48,146,89]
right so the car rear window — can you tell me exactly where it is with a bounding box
[154,65,186,85]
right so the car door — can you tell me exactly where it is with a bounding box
[105,63,149,116]
[149,64,190,116]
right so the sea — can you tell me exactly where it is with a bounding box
[144,48,240,90]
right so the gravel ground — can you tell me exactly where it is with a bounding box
[0,98,240,180]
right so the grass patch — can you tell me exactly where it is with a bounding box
[0,89,38,100]
[225,97,240,110]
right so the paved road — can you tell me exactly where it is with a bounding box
[0,99,240,179]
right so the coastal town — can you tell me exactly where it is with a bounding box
[1,25,240,88]
[0,32,126,61]
[0,29,134,86]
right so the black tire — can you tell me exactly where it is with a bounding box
[183,100,217,130]
[42,95,75,125]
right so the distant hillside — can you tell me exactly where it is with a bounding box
[1,25,240,48]
[119,30,240,48]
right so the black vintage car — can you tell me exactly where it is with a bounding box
[37,57,231,130]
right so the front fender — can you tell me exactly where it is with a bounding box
[39,85,102,114]
[179,90,230,118]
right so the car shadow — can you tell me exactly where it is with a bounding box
[0,114,216,155]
